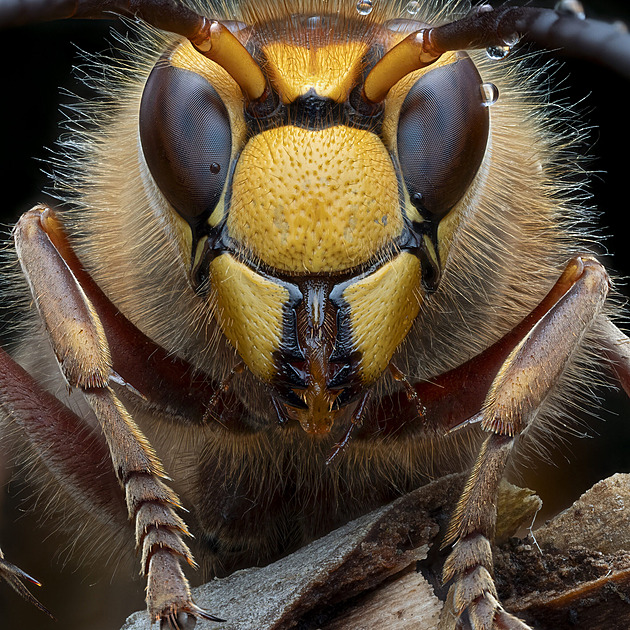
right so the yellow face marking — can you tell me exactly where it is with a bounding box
[210,254,288,381]
[342,252,421,385]
[263,41,369,103]
[229,125,401,273]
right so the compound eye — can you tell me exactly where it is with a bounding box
[139,63,232,226]
[397,55,489,221]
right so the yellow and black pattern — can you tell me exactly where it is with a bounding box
[131,2,491,431]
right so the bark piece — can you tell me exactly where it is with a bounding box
[496,542,630,629]
[494,473,630,629]
[121,473,543,630]
[535,472,630,554]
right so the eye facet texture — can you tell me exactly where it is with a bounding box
[397,55,489,220]
[140,64,232,224]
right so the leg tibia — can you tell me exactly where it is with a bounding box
[8,205,213,623]
[442,256,611,630]
[13,207,111,389]
[483,256,609,436]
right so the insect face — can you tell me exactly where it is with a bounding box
[2,2,630,629]
[134,12,493,435]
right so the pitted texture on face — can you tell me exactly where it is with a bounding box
[228,125,401,273]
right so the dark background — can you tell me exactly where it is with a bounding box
[2,1,630,629]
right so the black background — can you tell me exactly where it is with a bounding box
[2,2,630,629]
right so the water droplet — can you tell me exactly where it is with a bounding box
[405,1,420,15]
[502,32,521,47]
[480,82,499,106]
[476,4,494,14]
[210,162,221,174]
[485,45,510,60]
[554,0,585,19]
[356,0,373,15]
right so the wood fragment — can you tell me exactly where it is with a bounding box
[120,473,630,630]
[121,473,544,630]
[535,472,630,554]
[323,568,443,630]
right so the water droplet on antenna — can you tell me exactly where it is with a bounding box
[554,0,586,19]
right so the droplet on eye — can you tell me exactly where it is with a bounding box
[210,162,221,174]
[411,192,424,208]
[480,82,499,106]
[356,0,373,16]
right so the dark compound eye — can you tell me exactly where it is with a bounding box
[397,55,489,221]
[139,62,232,226]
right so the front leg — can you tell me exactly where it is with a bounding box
[12,205,218,626]
[440,256,611,630]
